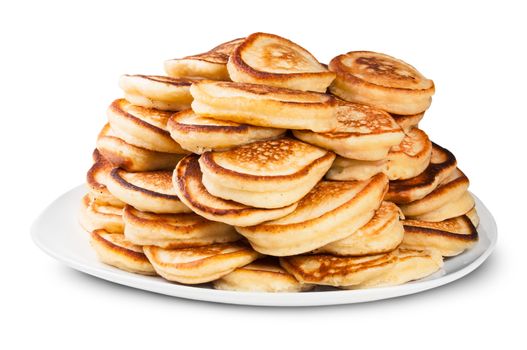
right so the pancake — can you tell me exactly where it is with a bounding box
[280,251,397,287]
[213,257,313,292]
[402,215,478,256]
[165,38,245,80]
[107,99,187,153]
[392,112,425,132]
[399,168,470,217]
[385,128,432,180]
[329,51,435,115]
[411,191,475,222]
[190,81,338,132]
[348,248,443,289]
[465,207,480,227]
[326,157,387,181]
[86,149,125,207]
[90,229,156,275]
[123,205,240,248]
[386,143,457,203]
[167,109,285,154]
[79,194,124,233]
[119,75,195,111]
[143,242,260,284]
[227,32,335,92]
[198,138,335,208]
[316,202,404,256]
[96,123,185,172]
[106,168,191,214]
[173,155,298,226]
[235,174,388,256]
[293,101,404,160]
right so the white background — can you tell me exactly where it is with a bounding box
[2,1,525,348]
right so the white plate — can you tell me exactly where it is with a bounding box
[31,185,497,307]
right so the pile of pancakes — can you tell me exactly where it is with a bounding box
[79,32,479,292]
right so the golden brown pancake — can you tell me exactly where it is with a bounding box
[411,192,475,222]
[106,168,191,214]
[190,81,338,132]
[329,51,435,115]
[119,75,195,111]
[385,128,432,180]
[198,138,335,208]
[402,214,479,256]
[227,32,335,92]
[173,155,298,226]
[90,229,156,275]
[107,99,187,153]
[347,248,443,289]
[236,174,388,256]
[213,257,313,292]
[326,157,387,181]
[96,123,185,172]
[293,101,404,160]
[386,143,457,203]
[79,194,124,233]
[465,207,480,227]
[280,251,397,287]
[143,242,260,284]
[391,112,425,132]
[317,202,404,256]
[167,109,285,154]
[86,150,125,207]
[400,168,470,217]
[123,205,240,248]
[165,38,245,80]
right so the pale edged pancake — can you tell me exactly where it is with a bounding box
[279,251,397,287]
[164,38,245,80]
[235,174,388,256]
[143,242,260,284]
[173,155,298,227]
[106,168,191,214]
[316,202,404,256]
[347,248,443,289]
[326,157,387,181]
[90,229,156,275]
[386,143,457,203]
[119,75,195,111]
[411,192,475,222]
[107,99,187,153]
[167,109,285,154]
[329,51,435,115]
[465,207,480,227]
[391,112,425,132]
[402,214,479,256]
[399,168,469,217]
[213,257,313,292]
[123,205,240,249]
[198,138,335,208]
[293,101,404,160]
[96,123,185,172]
[227,32,335,92]
[385,128,432,180]
[86,149,125,207]
[190,81,338,132]
[79,194,124,233]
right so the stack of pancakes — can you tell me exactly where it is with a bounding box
[79,32,479,292]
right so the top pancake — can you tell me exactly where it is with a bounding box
[198,138,335,192]
[164,38,245,80]
[227,32,335,92]
[329,51,435,115]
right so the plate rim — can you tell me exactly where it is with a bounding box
[31,185,498,307]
